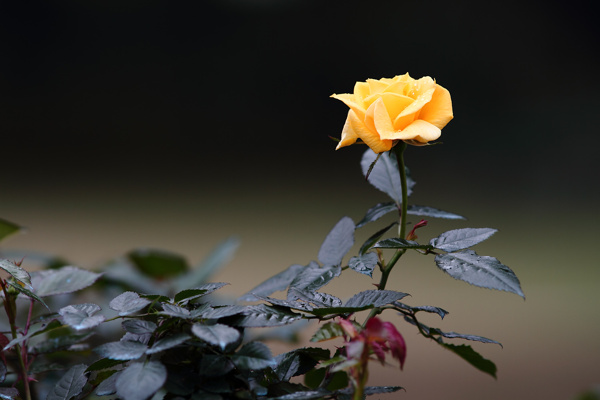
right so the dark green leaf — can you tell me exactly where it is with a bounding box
[238,264,304,302]
[252,295,314,312]
[362,386,404,395]
[373,238,431,250]
[94,341,148,360]
[307,305,372,317]
[270,388,332,400]
[32,266,102,297]
[359,222,397,255]
[0,388,19,400]
[59,303,105,330]
[231,341,276,370]
[197,354,234,377]
[0,218,21,242]
[46,364,88,400]
[193,304,248,319]
[191,323,240,350]
[287,288,342,308]
[146,333,190,354]
[32,332,93,354]
[173,282,229,303]
[440,343,497,378]
[407,205,465,220]
[159,303,191,319]
[430,228,497,252]
[288,262,340,295]
[310,322,345,342]
[361,149,415,204]
[3,320,62,351]
[86,358,126,372]
[274,348,330,381]
[174,237,239,291]
[317,217,355,266]
[0,360,5,383]
[0,259,33,289]
[345,290,409,308]
[394,302,449,319]
[116,361,167,400]
[128,248,188,279]
[435,250,524,298]
[95,371,119,396]
[109,292,151,316]
[122,319,157,335]
[356,202,398,228]
[428,328,501,346]
[5,279,49,309]
[348,253,378,277]
[228,304,301,327]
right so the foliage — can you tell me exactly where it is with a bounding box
[0,142,523,400]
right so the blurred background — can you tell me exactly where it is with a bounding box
[1,0,598,399]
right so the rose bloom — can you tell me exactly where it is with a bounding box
[331,73,453,153]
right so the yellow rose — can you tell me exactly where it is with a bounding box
[331,73,453,153]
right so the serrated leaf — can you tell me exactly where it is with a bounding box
[310,322,345,342]
[191,323,240,350]
[394,302,449,319]
[122,320,157,335]
[407,205,466,220]
[317,217,355,266]
[356,202,398,228]
[109,292,151,316]
[146,333,190,354]
[5,279,49,309]
[128,248,188,279]
[173,237,239,292]
[46,364,88,400]
[238,264,304,302]
[86,358,126,372]
[32,266,101,297]
[0,387,19,400]
[94,341,148,360]
[287,288,342,308]
[428,328,502,347]
[32,332,93,354]
[229,304,301,327]
[274,348,330,381]
[159,303,191,318]
[252,295,314,312]
[373,238,431,250]
[306,305,372,317]
[288,262,340,295]
[361,149,415,204]
[192,304,247,319]
[173,282,229,303]
[435,250,524,298]
[3,320,62,351]
[345,290,409,308]
[348,253,378,277]
[59,303,105,330]
[430,228,497,252]
[0,259,33,289]
[95,371,119,396]
[231,341,276,370]
[270,389,332,400]
[116,361,167,400]
[440,343,497,378]
[359,222,397,255]
[197,354,234,377]
[361,386,403,395]
[0,218,21,242]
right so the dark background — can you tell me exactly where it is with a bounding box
[2,1,599,399]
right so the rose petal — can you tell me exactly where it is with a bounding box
[331,93,366,121]
[398,119,441,143]
[419,84,454,129]
[367,79,388,94]
[353,81,371,104]
[350,108,393,153]
[335,111,360,150]
[373,98,398,141]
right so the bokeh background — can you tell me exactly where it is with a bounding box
[2,0,599,399]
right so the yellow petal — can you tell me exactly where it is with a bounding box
[373,98,397,140]
[353,82,371,104]
[419,84,454,129]
[331,93,366,121]
[348,108,393,153]
[397,86,435,118]
[367,79,389,94]
[335,111,360,150]
[380,92,414,120]
[397,119,441,143]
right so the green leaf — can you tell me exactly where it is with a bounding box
[86,358,126,372]
[122,319,157,335]
[310,322,345,342]
[0,387,19,400]
[317,217,355,266]
[0,359,6,384]
[238,264,304,302]
[288,262,340,295]
[394,302,449,319]
[2,320,62,351]
[59,303,105,330]
[0,218,21,242]
[159,304,191,319]
[228,304,301,327]
[440,343,497,378]
[46,364,88,400]
[5,279,49,309]
[192,304,247,319]
[146,333,190,354]
[32,266,102,297]
[197,354,234,377]
[109,292,151,316]
[373,238,431,250]
[231,341,276,370]
[345,290,409,308]
[430,228,497,252]
[287,288,342,308]
[407,205,466,220]
[274,347,330,381]
[359,222,397,255]
[94,341,148,360]
[0,259,33,289]
[356,202,397,228]
[95,371,119,396]
[173,282,229,303]
[348,253,378,277]
[428,328,502,347]
[116,361,167,400]
[191,323,240,350]
[306,305,372,317]
[270,388,332,400]
[361,149,415,205]
[362,386,404,395]
[127,248,188,279]
[435,250,524,298]
[33,332,94,354]
[173,237,239,291]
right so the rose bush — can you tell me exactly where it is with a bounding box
[332,73,454,153]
